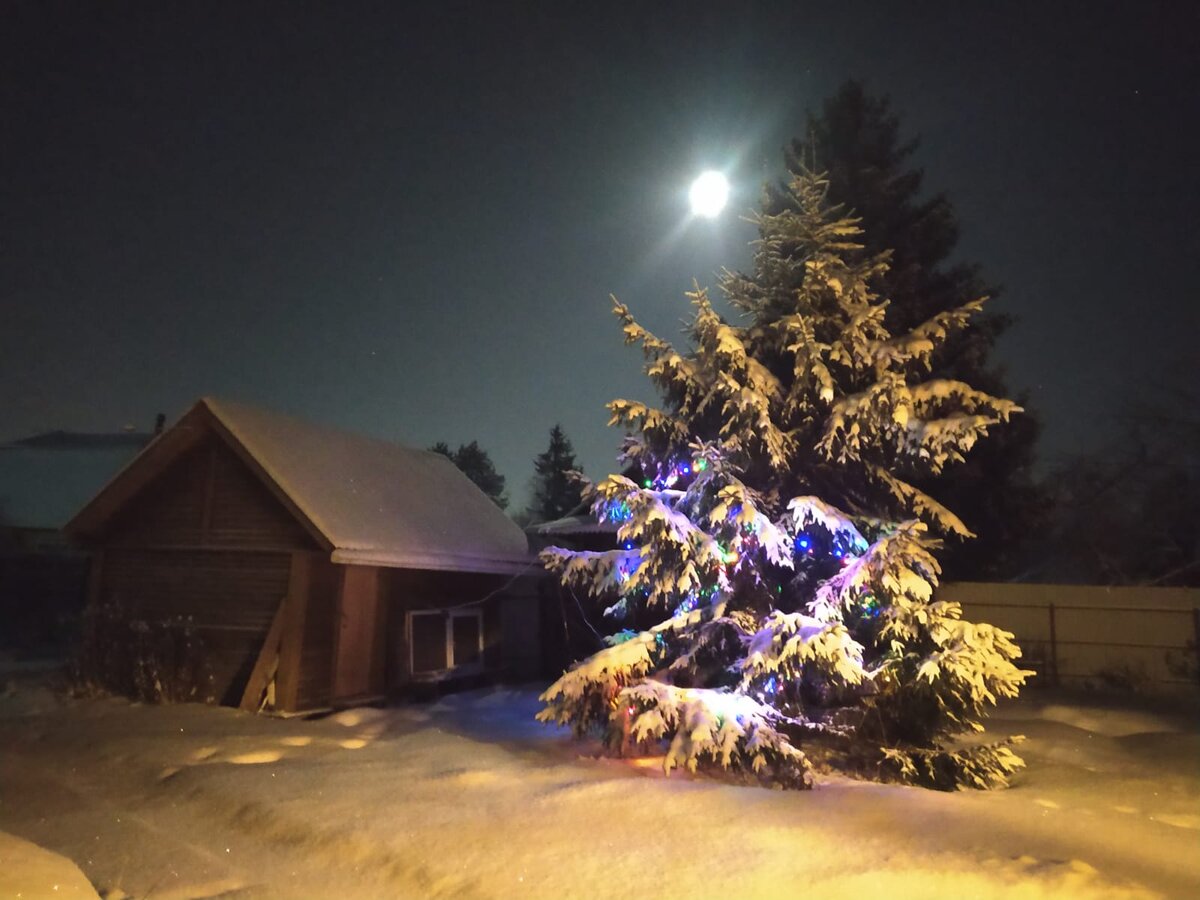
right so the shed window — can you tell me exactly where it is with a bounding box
[408,607,484,676]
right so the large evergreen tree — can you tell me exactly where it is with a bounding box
[539,171,1030,791]
[527,425,585,524]
[431,440,509,509]
[778,81,1044,579]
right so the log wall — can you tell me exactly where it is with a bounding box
[382,568,509,691]
[100,547,292,704]
[105,437,314,550]
[331,565,387,703]
[92,434,324,707]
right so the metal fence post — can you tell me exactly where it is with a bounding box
[1193,608,1200,687]
[1048,602,1059,687]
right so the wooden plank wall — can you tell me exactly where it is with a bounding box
[105,437,314,550]
[331,565,387,703]
[95,434,322,706]
[207,447,315,548]
[105,442,209,546]
[274,553,341,712]
[101,548,291,704]
[295,557,339,710]
[381,568,508,692]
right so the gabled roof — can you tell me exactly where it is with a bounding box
[67,397,532,574]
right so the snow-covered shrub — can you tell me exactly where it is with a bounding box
[72,603,214,703]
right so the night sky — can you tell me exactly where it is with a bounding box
[3,2,1196,509]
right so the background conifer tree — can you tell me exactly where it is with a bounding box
[777,81,1045,578]
[527,425,584,524]
[431,440,509,509]
[539,171,1030,791]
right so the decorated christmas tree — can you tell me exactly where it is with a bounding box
[538,171,1032,790]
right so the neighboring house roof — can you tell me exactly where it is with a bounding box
[0,432,152,531]
[67,397,533,574]
[10,430,153,450]
[530,514,615,537]
[527,510,620,555]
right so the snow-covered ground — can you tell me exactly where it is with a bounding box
[1,669,1197,899]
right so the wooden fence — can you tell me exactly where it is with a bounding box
[940,582,1200,691]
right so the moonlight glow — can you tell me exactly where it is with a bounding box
[689,171,729,218]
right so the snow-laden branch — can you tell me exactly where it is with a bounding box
[621,680,813,788]
[741,611,867,688]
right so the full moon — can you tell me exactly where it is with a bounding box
[689,170,729,218]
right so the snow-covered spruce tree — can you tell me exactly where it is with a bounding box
[538,172,1032,790]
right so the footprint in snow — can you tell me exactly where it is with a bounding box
[1151,812,1200,830]
[227,749,284,764]
[436,768,499,786]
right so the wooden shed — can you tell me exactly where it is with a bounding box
[66,397,540,713]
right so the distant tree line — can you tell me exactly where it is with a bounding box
[430,441,509,510]
[430,426,585,524]
[1032,367,1198,587]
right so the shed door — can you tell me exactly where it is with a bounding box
[332,566,386,702]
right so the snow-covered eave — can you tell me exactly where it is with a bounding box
[330,547,539,576]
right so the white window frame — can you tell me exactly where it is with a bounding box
[407,606,485,679]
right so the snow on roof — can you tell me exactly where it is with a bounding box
[68,398,532,574]
[202,398,532,574]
